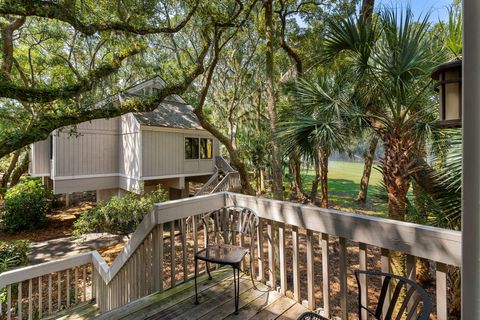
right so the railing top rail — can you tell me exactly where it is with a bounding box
[225,193,462,266]
[0,252,92,289]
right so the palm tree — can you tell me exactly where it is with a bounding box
[324,8,441,221]
[323,8,443,284]
[279,74,354,207]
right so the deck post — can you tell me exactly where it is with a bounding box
[462,1,480,318]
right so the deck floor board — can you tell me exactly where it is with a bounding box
[90,268,306,320]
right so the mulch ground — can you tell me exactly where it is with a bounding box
[1,203,94,242]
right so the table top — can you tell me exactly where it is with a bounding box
[195,244,249,265]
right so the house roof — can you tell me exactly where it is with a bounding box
[133,97,204,130]
[105,76,204,131]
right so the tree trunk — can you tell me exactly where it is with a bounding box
[1,149,21,189]
[381,128,412,309]
[289,153,306,201]
[319,148,329,208]
[264,0,283,200]
[310,158,321,203]
[360,0,375,20]
[357,136,378,202]
[260,167,266,192]
[10,152,29,187]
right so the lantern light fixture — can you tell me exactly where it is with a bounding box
[431,59,462,128]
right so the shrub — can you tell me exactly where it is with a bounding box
[74,189,167,237]
[0,240,31,273]
[1,179,53,232]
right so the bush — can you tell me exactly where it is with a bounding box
[1,179,53,232]
[0,240,31,273]
[74,189,167,237]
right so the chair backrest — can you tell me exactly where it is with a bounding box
[354,270,432,320]
[201,206,259,249]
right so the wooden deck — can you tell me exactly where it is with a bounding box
[93,267,309,320]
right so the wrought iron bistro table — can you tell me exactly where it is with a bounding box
[194,244,249,313]
[193,206,258,315]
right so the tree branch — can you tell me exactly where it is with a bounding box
[0,44,142,102]
[0,0,199,36]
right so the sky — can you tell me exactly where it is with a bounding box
[375,0,453,22]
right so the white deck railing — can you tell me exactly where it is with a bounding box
[0,193,461,319]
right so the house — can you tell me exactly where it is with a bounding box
[28,77,226,201]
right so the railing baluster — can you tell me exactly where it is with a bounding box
[306,229,315,310]
[38,276,43,318]
[267,220,276,288]
[359,242,368,320]
[292,226,300,303]
[66,269,70,308]
[406,255,416,313]
[6,284,11,320]
[28,278,33,319]
[193,215,199,255]
[48,274,52,315]
[279,223,286,295]
[74,267,78,304]
[170,221,176,288]
[181,218,188,282]
[17,281,22,319]
[57,271,61,311]
[436,262,448,320]
[256,218,265,282]
[321,233,330,318]
[153,224,163,292]
[83,265,87,302]
[339,237,347,319]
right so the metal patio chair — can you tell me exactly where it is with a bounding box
[194,206,259,315]
[297,312,328,320]
[354,270,432,320]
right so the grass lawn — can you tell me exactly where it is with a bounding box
[296,160,387,217]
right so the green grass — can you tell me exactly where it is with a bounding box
[289,161,388,217]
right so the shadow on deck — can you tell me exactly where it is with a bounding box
[92,267,308,320]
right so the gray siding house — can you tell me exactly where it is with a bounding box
[29,77,221,201]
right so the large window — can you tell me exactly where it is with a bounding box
[200,138,213,159]
[185,137,214,159]
[185,137,199,159]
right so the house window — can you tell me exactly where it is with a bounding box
[200,138,213,159]
[185,137,199,159]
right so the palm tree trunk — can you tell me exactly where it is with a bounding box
[310,157,321,203]
[289,154,306,201]
[357,136,378,202]
[319,148,329,208]
[264,0,283,200]
[381,129,412,309]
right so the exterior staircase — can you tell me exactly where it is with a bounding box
[194,156,241,196]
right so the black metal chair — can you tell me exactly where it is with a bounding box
[354,270,432,320]
[194,206,259,315]
[297,312,328,320]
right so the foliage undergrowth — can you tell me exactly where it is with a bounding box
[74,189,168,237]
[0,179,53,233]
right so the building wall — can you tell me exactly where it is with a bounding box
[119,114,141,179]
[54,118,120,177]
[30,138,50,176]
[141,128,216,178]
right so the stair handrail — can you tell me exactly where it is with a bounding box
[215,156,235,173]
[194,166,219,196]
[211,171,241,193]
